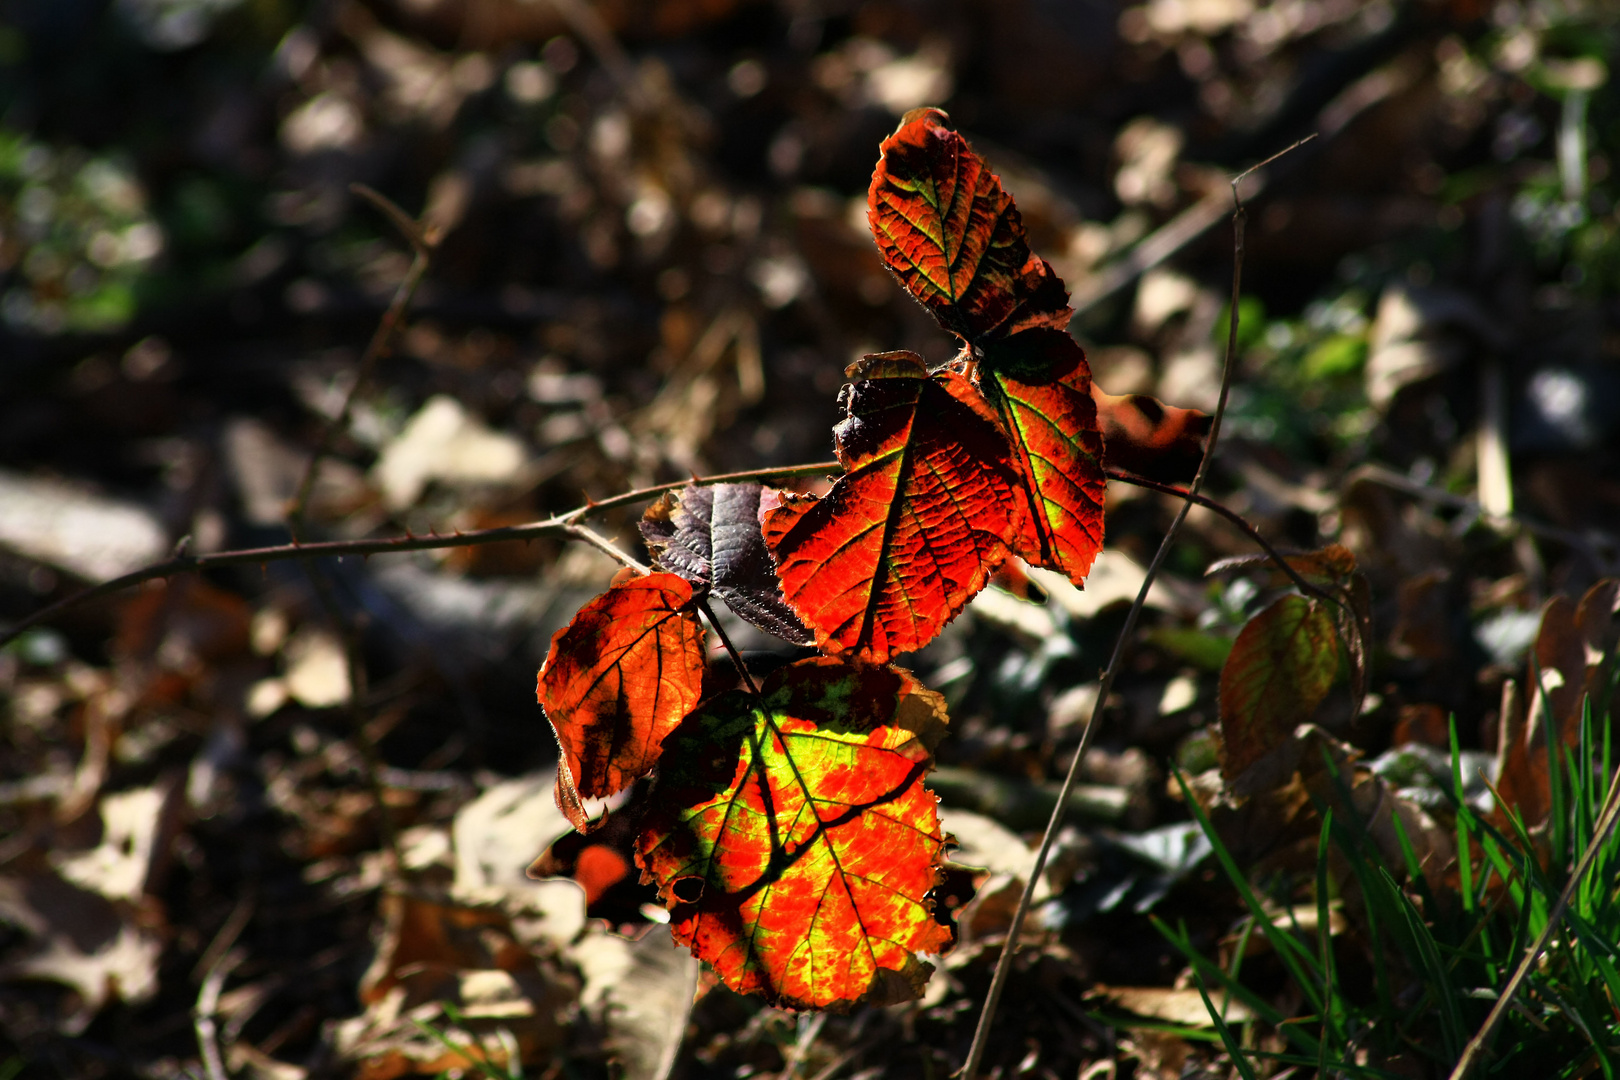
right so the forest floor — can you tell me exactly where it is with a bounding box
[3,1,1620,1077]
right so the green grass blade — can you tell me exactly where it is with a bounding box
[1175,771,1327,1015]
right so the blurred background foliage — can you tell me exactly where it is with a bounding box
[3,0,1620,1077]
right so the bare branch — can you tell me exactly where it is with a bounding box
[0,461,840,650]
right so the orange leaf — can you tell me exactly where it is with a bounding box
[981,330,1107,586]
[868,107,1069,345]
[761,352,1022,664]
[537,573,706,830]
[636,657,952,1009]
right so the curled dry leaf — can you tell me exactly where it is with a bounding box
[1494,578,1620,833]
[537,573,706,831]
[1090,386,1211,483]
[635,656,952,1010]
[761,352,1023,664]
[641,482,812,645]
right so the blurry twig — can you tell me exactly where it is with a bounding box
[961,139,1299,1080]
[1072,136,1315,316]
[540,0,648,111]
[1351,464,1620,568]
[194,947,244,1080]
[285,185,439,539]
[284,183,441,876]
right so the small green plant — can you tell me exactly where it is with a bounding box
[1167,669,1620,1078]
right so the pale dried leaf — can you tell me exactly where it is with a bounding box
[373,395,528,510]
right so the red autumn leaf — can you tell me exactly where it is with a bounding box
[980,330,1107,586]
[635,656,952,1010]
[867,107,1069,345]
[537,573,706,831]
[761,351,1023,664]
[1218,595,1343,789]
[641,483,812,645]
[868,109,1108,586]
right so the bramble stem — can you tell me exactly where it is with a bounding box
[1105,469,1348,615]
[697,599,762,699]
[0,461,838,650]
[562,523,649,575]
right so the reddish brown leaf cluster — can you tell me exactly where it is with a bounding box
[763,352,1025,664]
[757,109,1113,667]
[537,109,1140,1009]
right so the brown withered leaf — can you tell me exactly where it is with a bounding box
[641,483,812,645]
[1091,385,1211,483]
[1219,595,1343,794]
[1494,580,1620,833]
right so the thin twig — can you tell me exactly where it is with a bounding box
[563,523,649,575]
[194,947,244,1080]
[542,0,648,110]
[0,461,838,649]
[1350,464,1619,565]
[1104,468,1347,615]
[191,893,254,984]
[698,598,761,699]
[1071,135,1314,316]
[1449,761,1620,1080]
[286,186,437,539]
[303,561,403,870]
[960,151,1265,1080]
[351,183,435,256]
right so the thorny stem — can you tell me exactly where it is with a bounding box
[0,461,836,650]
[959,156,1265,1080]
[697,598,761,699]
[562,523,649,575]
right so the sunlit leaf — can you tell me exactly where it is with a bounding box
[867,107,1068,345]
[867,109,1109,585]
[642,483,813,645]
[635,657,953,1009]
[538,573,707,831]
[761,351,1023,664]
[980,329,1107,586]
[1219,595,1342,786]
